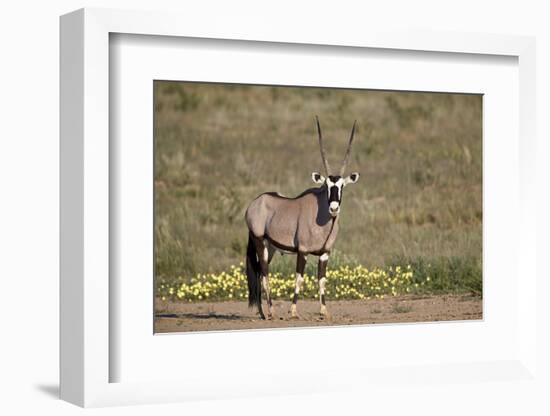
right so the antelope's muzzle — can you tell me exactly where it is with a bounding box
[329,201,340,216]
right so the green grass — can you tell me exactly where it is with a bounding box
[154,81,482,296]
[388,255,482,296]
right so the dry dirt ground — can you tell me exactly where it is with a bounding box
[155,294,482,333]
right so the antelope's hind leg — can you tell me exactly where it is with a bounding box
[254,239,274,320]
[290,253,307,319]
[248,235,266,320]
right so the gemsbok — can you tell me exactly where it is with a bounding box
[245,117,361,320]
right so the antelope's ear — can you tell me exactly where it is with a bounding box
[311,172,325,184]
[344,172,360,185]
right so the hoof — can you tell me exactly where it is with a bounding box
[319,306,331,320]
[289,304,301,320]
[318,314,331,321]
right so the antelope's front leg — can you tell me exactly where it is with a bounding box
[290,253,307,319]
[318,253,330,318]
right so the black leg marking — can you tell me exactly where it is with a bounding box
[290,253,307,318]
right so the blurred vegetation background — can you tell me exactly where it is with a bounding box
[154,81,482,295]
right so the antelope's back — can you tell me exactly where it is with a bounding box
[245,192,301,241]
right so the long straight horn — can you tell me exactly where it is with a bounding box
[315,116,331,176]
[339,120,357,176]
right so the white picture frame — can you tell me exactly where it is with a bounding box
[60,8,537,408]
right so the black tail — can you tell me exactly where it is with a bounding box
[246,233,262,310]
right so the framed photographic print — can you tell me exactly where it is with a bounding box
[60,8,537,408]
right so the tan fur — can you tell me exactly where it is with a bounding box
[245,187,339,255]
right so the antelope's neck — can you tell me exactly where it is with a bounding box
[321,216,339,252]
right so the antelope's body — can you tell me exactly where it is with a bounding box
[246,187,339,255]
[245,117,361,320]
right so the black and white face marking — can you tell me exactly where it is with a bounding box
[311,171,360,217]
[326,175,344,216]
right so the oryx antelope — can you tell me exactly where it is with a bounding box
[245,117,361,320]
